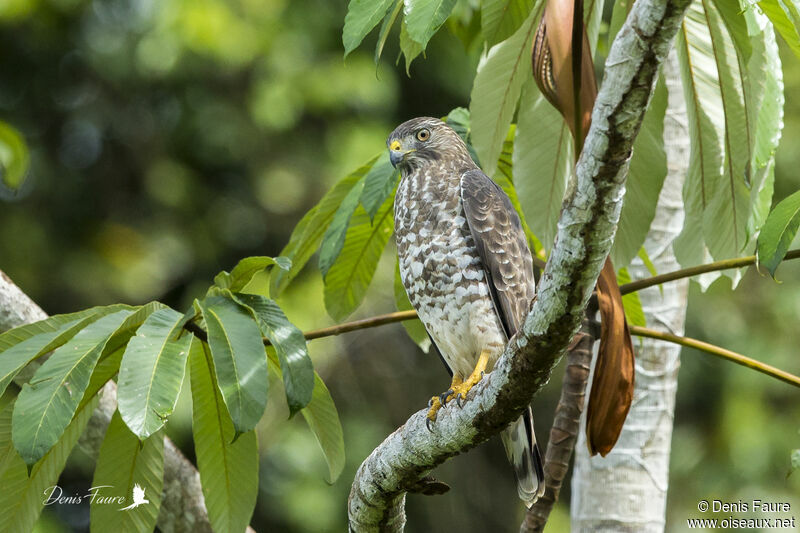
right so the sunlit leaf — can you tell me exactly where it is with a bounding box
[197,296,268,435]
[757,189,800,277]
[12,310,133,465]
[300,372,345,483]
[470,5,540,175]
[394,261,430,352]
[118,308,192,439]
[758,0,800,59]
[514,79,573,249]
[611,75,668,268]
[616,268,646,327]
[399,19,424,74]
[403,0,458,50]
[91,412,164,533]
[343,0,396,57]
[319,178,367,279]
[0,316,96,398]
[481,0,535,46]
[323,191,395,321]
[234,294,314,416]
[0,395,98,532]
[271,157,377,297]
[214,256,291,294]
[360,151,399,221]
[190,339,258,533]
[0,121,29,193]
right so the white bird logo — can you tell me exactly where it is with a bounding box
[119,484,149,511]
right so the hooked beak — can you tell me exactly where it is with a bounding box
[388,139,408,168]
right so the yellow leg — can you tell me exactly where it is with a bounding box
[426,375,463,429]
[450,349,490,406]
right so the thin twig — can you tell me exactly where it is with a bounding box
[629,325,800,388]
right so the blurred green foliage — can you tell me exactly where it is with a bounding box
[0,0,798,531]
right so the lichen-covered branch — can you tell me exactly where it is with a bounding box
[347,0,693,530]
[0,271,219,533]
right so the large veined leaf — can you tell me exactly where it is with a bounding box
[12,310,133,465]
[190,339,258,533]
[323,191,395,321]
[90,412,164,533]
[0,393,17,478]
[610,75,668,268]
[343,0,396,57]
[0,395,98,533]
[514,79,573,249]
[470,4,541,176]
[616,268,646,327]
[758,0,800,59]
[0,316,96,398]
[757,189,800,277]
[584,0,605,50]
[0,121,30,192]
[394,261,431,352]
[399,19,424,74]
[300,372,345,483]
[197,296,268,436]
[118,308,192,439]
[214,256,291,294]
[233,294,314,416]
[481,0,535,46]
[360,151,399,221]
[271,157,376,297]
[403,0,458,50]
[319,178,367,278]
[674,0,781,285]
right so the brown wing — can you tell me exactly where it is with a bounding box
[460,169,535,337]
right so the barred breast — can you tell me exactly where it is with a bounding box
[394,169,506,378]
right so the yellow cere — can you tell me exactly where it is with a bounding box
[390,140,401,151]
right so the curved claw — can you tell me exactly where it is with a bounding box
[439,389,454,407]
[426,418,434,432]
[456,393,464,408]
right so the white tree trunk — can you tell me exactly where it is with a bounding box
[570,50,689,532]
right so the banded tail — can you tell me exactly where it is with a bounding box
[500,406,545,508]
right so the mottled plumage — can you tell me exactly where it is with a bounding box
[388,117,545,506]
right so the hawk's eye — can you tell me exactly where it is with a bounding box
[416,129,430,142]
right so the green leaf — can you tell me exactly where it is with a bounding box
[481,0,535,46]
[757,189,800,277]
[375,0,404,64]
[197,296,268,435]
[611,75,668,268]
[0,392,17,478]
[271,157,378,297]
[343,0,396,57]
[445,107,482,165]
[118,308,192,439]
[394,261,431,352]
[214,256,291,294]
[399,19,424,74]
[300,372,345,483]
[12,310,133,465]
[470,4,540,176]
[319,178,367,279]
[233,294,314,417]
[323,191,395,321]
[791,449,800,471]
[0,395,98,533]
[403,0,458,50]
[90,412,164,533]
[360,151,399,221]
[584,0,604,50]
[0,316,96,398]
[637,247,659,278]
[190,339,258,533]
[607,0,632,51]
[617,268,646,327]
[758,0,800,59]
[514,79,573,249]
[0,121,30,192]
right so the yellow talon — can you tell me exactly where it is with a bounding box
[426,375,464,429]
[450,349,490,407]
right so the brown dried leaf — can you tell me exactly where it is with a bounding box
[587,258,635,456]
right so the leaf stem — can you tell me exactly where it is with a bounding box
[629,325,800,388]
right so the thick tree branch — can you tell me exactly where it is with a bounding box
[0,271,218,533]
[347,0,692,529]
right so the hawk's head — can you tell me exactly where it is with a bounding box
[387,117,472,170]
